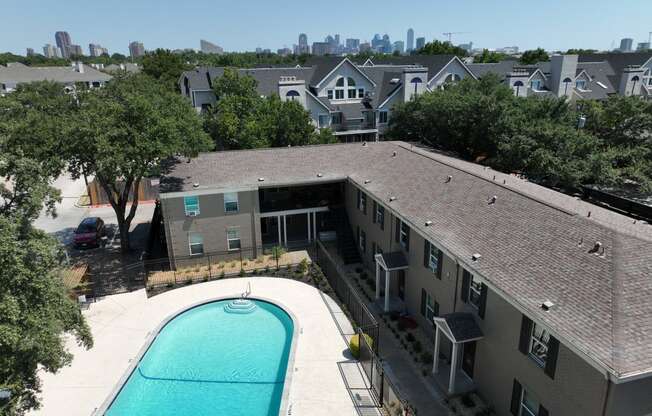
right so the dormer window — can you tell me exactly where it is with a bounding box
[575,79,587,90]
[530,79,542,91]
[286,90,300,101]
[333,76,362,100]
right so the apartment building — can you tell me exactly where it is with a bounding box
[0,62,112,94]
[159,141,652,416]
[178,55,476,142]
[468,52,652,100]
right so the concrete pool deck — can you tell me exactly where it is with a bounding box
[31,277,365,416]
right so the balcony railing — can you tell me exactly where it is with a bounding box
[332,119,376,132]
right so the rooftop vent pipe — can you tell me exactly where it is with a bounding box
[425,220,433,226]
[488,195,497,205]
[317,173,323,177]
[192,183,199,188]
[541,300,555,311]
[392,151,397,157]
[364,179,371,184]
[258,177,265,182]
[389,196,396,202]
[588,241,602,254]
[472,253,481,261]
[445,175,452,183]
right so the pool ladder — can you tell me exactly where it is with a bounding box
[242,281,252,298]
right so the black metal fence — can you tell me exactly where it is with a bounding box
[126,245,313,290]
[314,240,413,415]
[314,240,379,350]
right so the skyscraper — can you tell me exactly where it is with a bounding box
[200,40,224,54]
[89,43,108,57]
[297,33,309,54]
[619,38,633,52]
[393,41,405,54]
[407,28,414,52]
[416,37,426,50]
[55,31,72,58]
[68,44,83,57]
[129,41,146,58]
[43,44,57,58]
[26,48,35,56]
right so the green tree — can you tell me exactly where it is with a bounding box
[417,40,468,57]
[66,74,213,253]
[519,48,549,64]
[0,218,93,415]
[141,49,191,91]
[473,49,508,63]
[565,49,597,55]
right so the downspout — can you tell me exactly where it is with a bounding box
[600,375,612,416]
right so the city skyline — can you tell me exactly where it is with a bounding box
[2,0,651,55]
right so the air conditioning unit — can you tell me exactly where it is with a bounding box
[187,211,198,217]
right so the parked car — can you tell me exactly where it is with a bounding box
[73,217,106,248]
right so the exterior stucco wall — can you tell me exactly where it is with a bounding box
[306,93,330,128]
[161,190,261,266]
[316,60,374,101]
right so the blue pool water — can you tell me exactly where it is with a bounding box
[105,299,294,416]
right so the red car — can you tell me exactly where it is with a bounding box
[73,217,106,248]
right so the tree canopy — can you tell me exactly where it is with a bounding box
[519,48,550,65]
[66,73,212,252]
[387,75,652,192]
[473,49,509,63]
[141,49,192,91]
[204,69,336,150]
[417,40,468,57]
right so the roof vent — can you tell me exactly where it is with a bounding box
[390,78,400,84]
[364,179,371,184]
[192,183,199,188]
[445,175,452,183]
[487,195,497,205]
[588,241,602,254]
[258,177,265,182]
[317,173,323,177]
[472,253,482,261]
[425,220,433,226]
[541,300,555,311]
[392,151,397,157]
[578,237,583,247]
[389,196,396,202]
[587,211,591,217]
[362,141,367,146]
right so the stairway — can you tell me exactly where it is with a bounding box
[332,207,361,265]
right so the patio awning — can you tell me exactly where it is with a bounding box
[434,313,484,343]
[374,252,409,271]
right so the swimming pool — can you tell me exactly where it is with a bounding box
[104,299,294,416]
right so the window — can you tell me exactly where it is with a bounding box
[201,103,212,113]
[444,73,461,83]
[224,192,239,213]
[530,79,542,91]
[379,110,388,124]
[429,243,440,272]
[468,274,483,309]
[327,89,333,99]
[335,89,344,99]
[575,79,587,90]
[420,289,439,324]
[348,88,356,98]
[336,77,345,87]
[359,229,366,253]
[347,77,356,86]
[410,77,423,97]
[331,112,342,124]
[520,388,540,416]
[227,228,241,250]
[286,90,300,100]
[333,76,359,100]
[529,323,550,367]
[184,196,200,216]
[358,88,365,98]
[399,221,409,249]
[358,190,367,213]
[318,114,330,128]
[189,233,204,255]
[375,204,385,229]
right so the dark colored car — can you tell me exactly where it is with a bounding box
[73,217,105,248]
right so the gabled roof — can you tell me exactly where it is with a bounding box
[370,55,458,82]
[161,141,652,381]
[0,62,112,84]
[307,57,377,88]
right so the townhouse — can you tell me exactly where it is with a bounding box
[0,61,111,94]
[159,141,652,416]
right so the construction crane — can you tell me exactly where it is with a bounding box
[442,32,470,43]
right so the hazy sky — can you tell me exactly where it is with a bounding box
[2,0,651,55]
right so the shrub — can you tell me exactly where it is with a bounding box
[298,258,309,274]
[239,268,245,277]
[264,265,270,273]
[349,333,373,359]
[219,271,225,279]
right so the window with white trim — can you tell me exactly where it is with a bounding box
[379,110,388,124]
[520,388,540,416]
[375,204,384,228]
[318,114,330,128]
[224,192,239,213]
[399,221,409,248]
[359,229,366,253]
[428,243,440,272]
[358,191,367,212]
[530,79,542,91]
[331,112,342,124]
[528,323,550,367]
[327,89,333,99]
[189,232,204,255]
[184,196,200,216]
[333,76,361,101]
[226,228,241,251]
[425,292,437,322]
[468,274,483,309]
[575,79,587,90]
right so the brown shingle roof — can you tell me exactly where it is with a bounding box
[161,141,652,379]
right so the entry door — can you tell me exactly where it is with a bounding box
[461,341,476,379]
[397,270,406,300]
